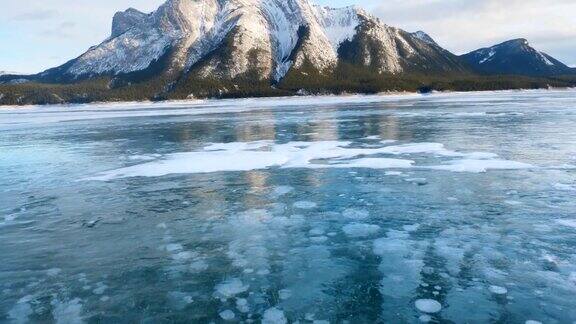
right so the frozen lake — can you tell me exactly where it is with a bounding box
[1,90,576,323]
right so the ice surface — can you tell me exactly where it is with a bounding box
[415,299,442,313]
[3,89,576,323]
[554,183,576,191]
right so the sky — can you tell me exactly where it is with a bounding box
[1,0,575,74]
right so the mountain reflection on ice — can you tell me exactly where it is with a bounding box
[1,90,576,323]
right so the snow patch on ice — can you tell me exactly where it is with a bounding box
[86,140,529,180]
[428,159,533,173]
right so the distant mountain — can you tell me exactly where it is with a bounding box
[461,39,574,76]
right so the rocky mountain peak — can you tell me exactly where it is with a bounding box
[111,8,148,37]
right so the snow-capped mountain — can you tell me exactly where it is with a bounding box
[35,0,467,85]
[461,39,574,76]
[3,0,575,105]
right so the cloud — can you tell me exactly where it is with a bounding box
[12,9,58,21]
[371,0,576,65]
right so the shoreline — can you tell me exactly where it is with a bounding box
[1,87,575,110]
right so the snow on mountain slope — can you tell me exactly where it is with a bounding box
[39,0,470,83]
[57,0,360,81]
[312,6,360,52]
[65,0,226,77]
[411,31,437,46]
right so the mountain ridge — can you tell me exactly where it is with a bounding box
[1,0,575,105]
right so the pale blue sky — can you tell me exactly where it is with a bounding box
[1,0,575,74]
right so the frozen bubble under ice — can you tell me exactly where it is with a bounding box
[263,307,287,324]
[272,186,294,196]
[46,268,62,276]
[342,223,381,238]
[489,285,508,295]
[294,201,318,209]
[219,310,235,321]
[310,236,329,244]
[342,208,369,220]
[236,298,250,313]
[165,244,183,252]
[279,289,292,300]
[415,299,442,313]
[215,279,249,299]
